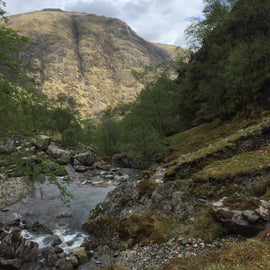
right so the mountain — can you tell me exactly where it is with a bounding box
[5,9,179,117]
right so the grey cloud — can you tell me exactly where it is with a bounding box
[5,0,203,46]
[66,0,120,18]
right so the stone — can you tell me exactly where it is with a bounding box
[112,153,131,168]
[47,143,73,165]
[33,135,51,151]
[74,151,96,166]
[255,206,270,221]
[0,229,38,266]
[0,140,14,154]
[47,248,58,267]
[71,247,89,264]
[242,210,260,223]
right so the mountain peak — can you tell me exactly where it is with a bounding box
[6,10,178,117]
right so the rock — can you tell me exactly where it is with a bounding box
[67,254,79,267]
[0,228,38,268]
[0,258,22,270]
[150,167,165,183]
[112,153,131,168]
[43,234,62,246]
[0,139,14,154]
[74,151,96,166]
[47,143,73,164]
[32,135,51,151]
[58,260,73,270]
[212,199,270,237]
[71,247,89,264]
[56,213,72,218]
[47,248,58,267]
[242,210,260,223]
[74,165,89,172]
[28,221,52,234]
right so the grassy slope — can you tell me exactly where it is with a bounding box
[4,10,177,117]
[157,110,270,269]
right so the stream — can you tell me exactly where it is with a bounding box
[0,164,140,255]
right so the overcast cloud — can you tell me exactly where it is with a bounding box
[5,0,203,47]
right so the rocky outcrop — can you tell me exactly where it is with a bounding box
[0,229,38,269]
[212,197,270,237]
[83,181,185,243]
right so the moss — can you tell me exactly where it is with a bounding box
[137,180,158,199]
[193,210,226,241]
[195,145,270,182]
[117,213,174,246]
[223,195,260,211]
[254,177,270,199]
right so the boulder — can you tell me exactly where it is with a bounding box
[74,151,96,166]
[32,135,51,151]
[112,153,131,168]
[47,143,72,164]
[71,247,89,264]
[0,228,38,269]
[212,198,270,237]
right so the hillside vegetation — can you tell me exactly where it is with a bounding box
[4,10,180,116]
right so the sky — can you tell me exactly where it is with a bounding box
[4,0,204,47]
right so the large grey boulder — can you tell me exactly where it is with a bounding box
[47,143,72,164]
[212,197,270,237]
[74,151,96,166]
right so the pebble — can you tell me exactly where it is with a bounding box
[115,236,241,270]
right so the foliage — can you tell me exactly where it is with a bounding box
[160,236,270,270]
[183,0,270,122]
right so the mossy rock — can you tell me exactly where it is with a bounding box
[137,180,158,199]
[223,194,260,211]
[117,213,173,246]
[254,177,270,199]
[194,210,226,241]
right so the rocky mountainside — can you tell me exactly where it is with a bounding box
[5,9,180,117]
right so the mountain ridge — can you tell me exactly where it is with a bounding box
[4,10,182,117]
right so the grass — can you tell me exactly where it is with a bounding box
[164,111,270,178]
[194,145,270,182]
[159,236,270,270]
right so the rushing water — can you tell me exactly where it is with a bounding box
[0,165,140,254]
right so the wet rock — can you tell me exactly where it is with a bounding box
[0,258,22,270]
[57,260,74,270]
[0,228,38,268]
[67,254,79,267]
[43,234,62,246]
[29,221,52,234]
[47,248,58,267]
[56,213,72,218]
[71,247,90,264]
[74,165,89,172]
[74,152,96,167]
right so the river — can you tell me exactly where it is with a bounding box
[0,164,140,254]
